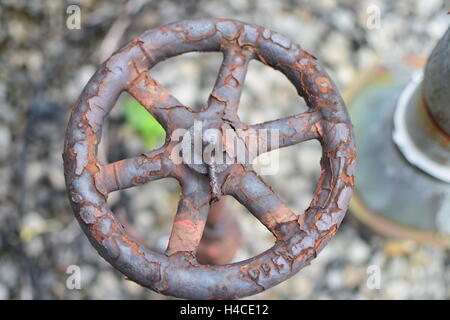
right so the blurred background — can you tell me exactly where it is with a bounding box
[0,0,449,299]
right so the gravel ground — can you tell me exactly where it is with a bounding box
[0,0,449,299]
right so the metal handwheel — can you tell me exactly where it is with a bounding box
[63,18,356,299]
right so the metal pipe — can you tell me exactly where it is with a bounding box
[424,27,450,136]
[393,27,450,182]
[196,198,242,265]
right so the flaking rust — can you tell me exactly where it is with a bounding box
[63,18,356,299]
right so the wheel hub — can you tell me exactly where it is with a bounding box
[183,120,233,175]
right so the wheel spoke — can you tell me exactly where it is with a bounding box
[241,111,322,157]
[127,68,194,130]
[223,167,297,239]
[165,167,212,256]
[94,147,173,194]
[206,46,252,119]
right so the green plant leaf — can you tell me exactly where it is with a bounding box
[123,98,166,148]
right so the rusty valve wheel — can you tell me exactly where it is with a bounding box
[63,18,356,299]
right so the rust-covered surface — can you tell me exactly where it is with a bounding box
[423,27,450,137]
[63,18,356,299]
[196,198,242,265]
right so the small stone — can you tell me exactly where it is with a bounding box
[385,279,410,299]
[384,240,416,257]
[0,126,11,161]
[326,269,344,290]
[20,211,47,242]
[0,283,9,300]
[90,271,122,299]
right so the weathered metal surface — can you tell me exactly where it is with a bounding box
[63,18,355,299]
[349,67,450,246]
[197,198,242,265]
[423,27,450,137]
[349,27,450,244]
[393,27,450,183]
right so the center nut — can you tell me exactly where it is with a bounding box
[184,120,233,175]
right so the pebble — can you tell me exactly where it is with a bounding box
[348,239,371,265]
[90,271,122,299]
[0,126,11,161]
[326,269,345,290]
[0,284,9,300]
